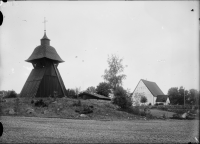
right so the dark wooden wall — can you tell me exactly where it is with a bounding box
[20,60,66,98]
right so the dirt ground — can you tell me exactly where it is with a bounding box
[0,116,199,143]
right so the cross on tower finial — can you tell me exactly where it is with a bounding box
[43,17,47,32]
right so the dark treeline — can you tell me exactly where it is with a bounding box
[168,86,199,105]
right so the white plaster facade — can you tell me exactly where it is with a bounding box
[132,80,156,106]
[165,97,170,105]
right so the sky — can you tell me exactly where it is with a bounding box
[0,1,199,94]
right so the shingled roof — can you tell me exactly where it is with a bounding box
[156,95,168,102]
[79,92,111,101]
[26,32,64,63]
[141,79,164,97]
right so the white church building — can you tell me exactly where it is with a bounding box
[132,79,168,106]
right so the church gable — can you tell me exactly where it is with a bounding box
[132,80,155,105]
[133,80,151,95]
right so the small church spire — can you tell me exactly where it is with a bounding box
[41,17,50,45]
[43,17,47,32]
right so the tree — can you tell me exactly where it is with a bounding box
[102,54,126,91]
[4,90,17,98]
[112,86,132,109]
[177,86,185,105]
[168,87,180,105]
[96,82,111,97]
[86,86,96,94]
[132,93,144,106]
[74,87,81,98]
[187,89,199,105]
[126,88,133,97]
[140,95,147,104]
[66,89,76,98]
[75,87,81,95]
[168,86,196,105]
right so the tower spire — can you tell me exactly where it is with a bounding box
[43,17,47,32]
[41,17,50,45]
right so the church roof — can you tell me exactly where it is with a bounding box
[79,92,111,101]
[26,32,64,63]
[42,32,49,40]
[141,79,164,97]
[156,95,168,102]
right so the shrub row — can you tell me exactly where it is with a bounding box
[152,105,199,114]
[167,109,191,114]
[156,105,198,110]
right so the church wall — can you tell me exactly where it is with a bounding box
[45,64,56,76]
[36,75,63,98]
[132,80,156,106]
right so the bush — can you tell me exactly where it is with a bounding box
[169,109,188,114]
[126,106,155,119]
[31,100,34,104]
[157,105,168,111]
[73,99,82,107]
[65,89,77,99]
[140,111,146,116]
[140,96,147,104]
[150,105,157,109]
[82,106,93,114]
[4,90,17,98]
[126,106,140,115]
[34,99,48,107]
[155,105,197,114]
[86,86,96,94]
[75,105,93,114]
[112,86,132,109]
[127,106,149,116]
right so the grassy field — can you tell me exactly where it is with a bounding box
[0,116,199,143]
[150,109,175,118]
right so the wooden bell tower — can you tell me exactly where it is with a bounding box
[20,23,66,98]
